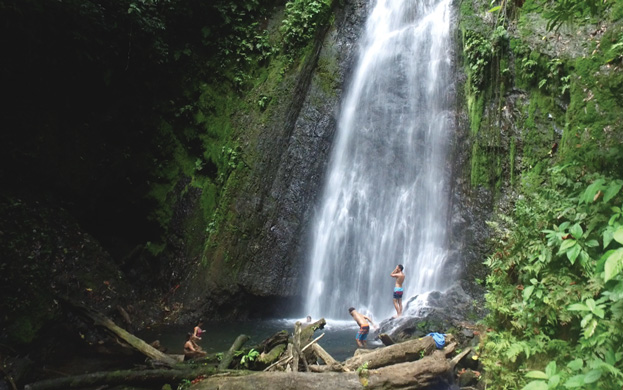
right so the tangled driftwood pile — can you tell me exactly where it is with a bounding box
[24,303,472,390]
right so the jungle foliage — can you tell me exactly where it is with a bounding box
[461,0,623,388]
[0,0,336,345]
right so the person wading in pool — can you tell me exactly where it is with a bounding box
[391,264,405,317]
[348,307,377,348]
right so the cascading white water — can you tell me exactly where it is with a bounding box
[305,0,455,321]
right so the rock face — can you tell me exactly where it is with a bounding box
[181,0,493,320]
[376,282,485,343]
[179,0,371,319]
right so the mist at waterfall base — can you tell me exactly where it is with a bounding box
[304,0,457,323]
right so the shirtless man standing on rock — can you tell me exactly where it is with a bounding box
[391,264,405,317]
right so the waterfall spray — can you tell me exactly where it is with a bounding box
[305,0,456,321]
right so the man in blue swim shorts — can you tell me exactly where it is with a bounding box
[391,264,405,317]
[349,307,376,348]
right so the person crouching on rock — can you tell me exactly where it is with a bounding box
[184,333,206,361]
[349,307,377,348]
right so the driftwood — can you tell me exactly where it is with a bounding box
[343,335,437,370]
[218,334,250,370]
[311,343,343,371]
[300,318,326,342]
[378,333,395,346]
[256,330,289,353]
[264,334,325,371]
[193,353,451,390]
[62,298,177,366]
[24,367,224,390]
[450,347,471,369]
[293,322,301,372]
[258,344,286,365]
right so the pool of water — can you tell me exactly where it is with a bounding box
[137,318,383,362]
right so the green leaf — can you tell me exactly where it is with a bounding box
[567,359,583,371]
[583,318,598,338]
[604,228,614,249]
[613,226,623,245]
[567,244,581,264]
[603,180,623,202]
[565,375,585,388]
[583,369,602,384]
[592,307,605,319]
[488,5,502,12]
[597,249,616,272]
[585,299,596,311]
[549,374,561,387]
[581,178,605,204]
[545,361,557,377]
[525,371,549,379]
[585,239,599,248]
[567,303,589,311]
[523,285,535,301]
[604,248,623,282]
[570,224,583,239]
[522,381,548,390]
[559,239,577,254]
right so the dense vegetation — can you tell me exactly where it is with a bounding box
[0,0,334,345]
[461,0,623,388]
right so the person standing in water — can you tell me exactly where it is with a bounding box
[391,264,405,317]
[192,319,205,350]
[348,307,376,348]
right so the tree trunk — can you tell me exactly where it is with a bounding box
[62,298,177,366]
[343,336,436,370]
[300,318,326,342]
[24,367,222,390]
[378,333,395,346]
[218,334,250,370]
[311,344,343,371]
[193,354,452,390]
[365,353,452,389]
[255,330,289,354]
[293,322,301,372]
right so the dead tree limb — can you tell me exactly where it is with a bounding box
[24,367,225,390]
[193,354,452,390]
[343,336,437,370]
[264,334,325,372]
[61,298,177,366]
[293,322,301,372]
[311,344,343,371]
[218,334,250,370]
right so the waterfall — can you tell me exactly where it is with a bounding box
[305,0,455,321]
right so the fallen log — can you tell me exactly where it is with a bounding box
[343,336,437,370]
[264,334,325,372]
[218,334,250,370]
[24,367,224,390]
[256,330,289,353]
[192,353,452,390]
[378,333,395,346]
[300,318,326,342]
[61,298,177,366]
[365,353,452,389]
[311,343,342,370]
[450,347,471,369]
[257,344,286,366]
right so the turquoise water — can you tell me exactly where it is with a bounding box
[137,318,382,362]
